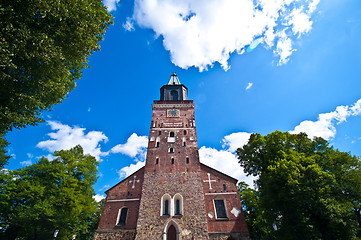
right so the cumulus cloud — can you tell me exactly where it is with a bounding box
[117,161,145,179]
[291,99,361,140]
[110,133,148,158]
[111,133,148,179]
[36,121,108,161]
[128,0,319,71]
[103,0,120,12]
[199,146,255,187]
[222,132,251,152]
[93,194,106,202]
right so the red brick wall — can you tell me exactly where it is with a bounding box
[200,164,249,234]
[145,101,201,174]
[97,167,144,230]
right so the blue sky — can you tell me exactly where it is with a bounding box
[5,0,361,200]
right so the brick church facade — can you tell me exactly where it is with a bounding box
[94,74,250,240]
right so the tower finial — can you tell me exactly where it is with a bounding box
[168,72,181,85]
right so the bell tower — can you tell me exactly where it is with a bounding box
[95,73,250,240]
[160,72,188,101]
[135,73,209,239]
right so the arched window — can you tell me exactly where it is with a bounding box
[184,130,187,135]
[116,207,128,226]
[173,193,183,216]
[214,197,228,219]
[165,200,169,215]
[182,137,186,146]
[156,157,159,165]
[170,132,175,137]
[171,157,174,164]
[186,157,189,164]
[156,137,160,147]
[169,148,174,153]
[161,194,172,216]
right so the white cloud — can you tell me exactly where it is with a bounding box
[99,184,110,192]
[111,133,148,158]
[123,18,135,31]
[36,121,108,161]
[291,99,361,140]
[20,160,32,166]
[117,161,145,179]
[275,30,296,65]
[129,0,319,71]
[199,146,255,187]
[222,132,251,152]
[103,0,120,12]
[288,8,313,37]
[93,194,106,202]
[245,83,253,90]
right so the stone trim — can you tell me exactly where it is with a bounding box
[205,192,238,195]
[107,198,140,202]
[152,103,194,109]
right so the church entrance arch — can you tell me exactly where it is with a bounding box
[167,225,176,240]
[163,220,181,240]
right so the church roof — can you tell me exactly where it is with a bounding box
[167,72,181,85]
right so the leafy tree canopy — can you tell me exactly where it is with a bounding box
[0,0,112,133]
[237,131,361,240]
[0,145,101,240]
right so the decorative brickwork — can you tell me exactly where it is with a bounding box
[95,74,250,240]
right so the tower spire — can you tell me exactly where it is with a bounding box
[160,73,187,101]
[167,72,181,85]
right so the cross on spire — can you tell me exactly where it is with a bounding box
[129,175,140,189]
[203,173,216,190]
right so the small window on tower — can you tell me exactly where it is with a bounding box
[171,157,174,164]
[170,132,175,137]
[164,200,169,215]
[156,137,160,147]
[159,131,161,135]
[156,158,159,165]
[223,184,227,191]
[169,148,174,153]
[184,130,187,135]
[186,157,189,164]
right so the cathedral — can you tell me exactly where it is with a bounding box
[94,74,250,240]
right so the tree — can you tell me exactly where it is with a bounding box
[0,145,100,240]
[237,131,361,240]
[0,0,112,165]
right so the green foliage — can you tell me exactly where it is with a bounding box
[0,134,10,169]
[0,0,113,133]
[237,131,361,240]
[0,145,101,240]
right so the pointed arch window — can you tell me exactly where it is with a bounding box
[165,200,169,215]
[173,193,183,216]
[161,194,172,216]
